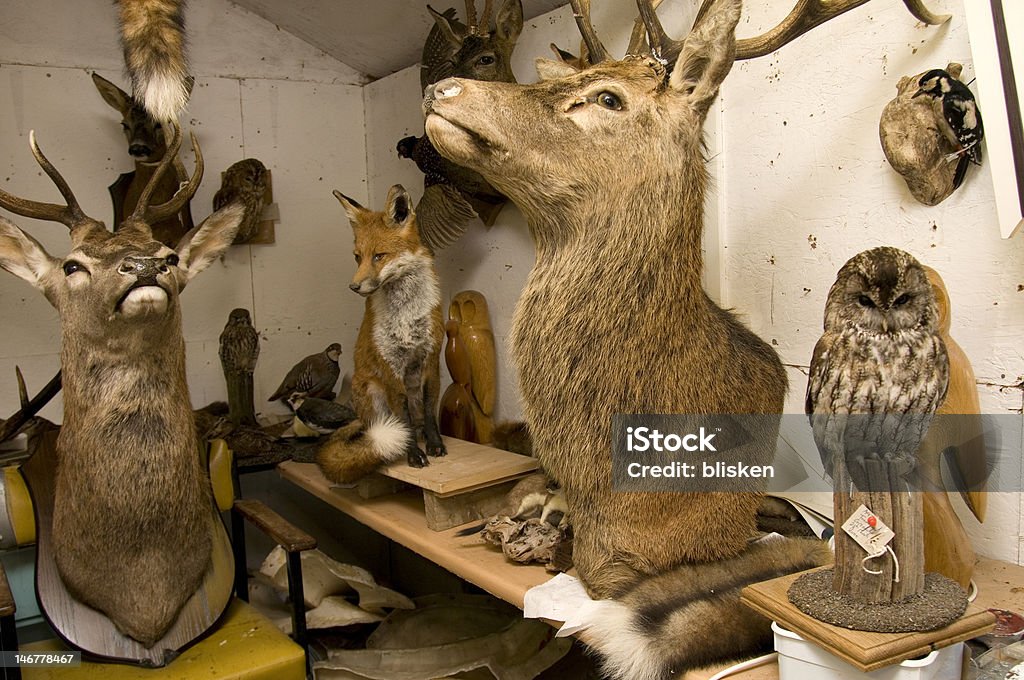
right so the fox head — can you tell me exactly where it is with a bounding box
[334,185,430,297]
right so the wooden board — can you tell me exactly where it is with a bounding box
[375,436,537,497]
[740,567,996,672]
[22,432,235,666]
[277,461,553,609]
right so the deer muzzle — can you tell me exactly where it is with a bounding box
[116,256,171,316]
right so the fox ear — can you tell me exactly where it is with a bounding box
[385,185,414,228]
[333,190,366,226]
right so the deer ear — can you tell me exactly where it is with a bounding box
[536,58,578,81]
[176,203,242,283]
[427,5,463,48]
[668,0,741,116]
[333,190,366,226]
[495,0,523,42]
[0,216,58,290]
[92,72,130,114]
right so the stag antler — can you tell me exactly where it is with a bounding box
[128,121,203,228]
[569,0,610,64]
[0,367,62,444]
[0,132,104,236]
[693,0,951,61]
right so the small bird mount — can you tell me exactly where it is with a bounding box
[213,159,277,245]
[880,63,983,205]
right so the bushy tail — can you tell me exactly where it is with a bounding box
[583,536,833,680]
[116,0,189,121]
[316,416,411,484]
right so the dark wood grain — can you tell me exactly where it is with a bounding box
[233,499,317,553]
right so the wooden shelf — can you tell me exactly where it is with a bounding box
[278,460,1024,680]
[277,461,553,609]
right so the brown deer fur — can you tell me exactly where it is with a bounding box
[424,0,831,675]
[0,129,243,646]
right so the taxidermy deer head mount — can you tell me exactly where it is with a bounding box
[422,0,950,610]
[421,0,524,90]
[92,72,195,247]
[0,124,243,647]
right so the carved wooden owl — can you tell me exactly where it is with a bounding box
[213,158,268,244]
[806,247,949,490]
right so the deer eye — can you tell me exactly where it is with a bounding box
[120,122,129,131]
[596,91,622,110]
[372,253,386,263]
[63,261,86,276]
[153,122,162,130]
[476,54,496,66]
[892,293,911,307]
[165,253,180,267]
[354,254,362,264]
[858,295,876,308]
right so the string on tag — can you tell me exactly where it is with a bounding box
[861,545,900,583]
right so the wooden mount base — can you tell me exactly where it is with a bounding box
[741,566,995,672]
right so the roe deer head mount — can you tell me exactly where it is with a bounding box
[0,123,243,647]
[92,72,196,247]
[421,0,524,90]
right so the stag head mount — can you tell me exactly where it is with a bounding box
[0,125,241,336]
[421,0,524,89]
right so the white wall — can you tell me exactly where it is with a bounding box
[720,0,1023,564]
[0,0,368,421]
[363,0,1023,564]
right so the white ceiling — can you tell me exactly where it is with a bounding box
[228,0,568,81]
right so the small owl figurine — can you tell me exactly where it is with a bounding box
[213,158,268,244]
[806,247,949,490]
[219,308,260,427]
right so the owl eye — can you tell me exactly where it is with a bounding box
[858,295,876,308]
[892,293,911,307]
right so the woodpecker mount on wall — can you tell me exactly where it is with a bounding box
[880,62,985,206]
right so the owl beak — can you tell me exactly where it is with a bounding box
[881,317,889,333]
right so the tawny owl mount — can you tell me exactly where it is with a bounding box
[880,63,985,205]
[397,0,523,251]
[797,246,966,632]
[213,158,272,244]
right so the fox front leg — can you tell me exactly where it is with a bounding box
[402,366,430,468]
[423,375,446,458]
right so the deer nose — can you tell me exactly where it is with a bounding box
[431,79,464,100]
[119,257,168,279]
[349,283,361,292]
[128,143,152,157]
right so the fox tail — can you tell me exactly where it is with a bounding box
[316,416,411,484]
[116,0,190,121]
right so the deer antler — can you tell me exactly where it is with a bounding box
[569,0,610,64]
[625,0,664,56]
[129,121,203,227]
[464,0,479,34]
[700,0,951,61]
[0,367,62,444]
[0,132,101,233]
[479,0,494,34]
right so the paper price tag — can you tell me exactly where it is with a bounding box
[841,504,895,555]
